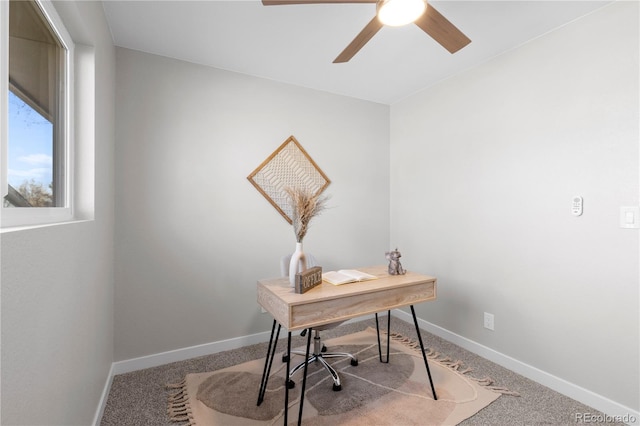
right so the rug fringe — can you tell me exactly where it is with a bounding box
[167,381,196,425]
[385,330,520,397]
[467,376,521,396]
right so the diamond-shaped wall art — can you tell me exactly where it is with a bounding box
[248,135,330,224]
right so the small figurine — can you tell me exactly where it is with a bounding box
[385,248,406,275]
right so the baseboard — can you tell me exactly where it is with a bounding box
[111,315,375,375]
[111,330,272,375]
[92,362,115,426]
[391,309,640,426]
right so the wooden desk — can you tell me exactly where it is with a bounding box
[256,265,438,425]
[257,265,436,331]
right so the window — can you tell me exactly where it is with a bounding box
[1,0,74,227]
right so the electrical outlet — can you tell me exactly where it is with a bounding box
[483,312,494,331]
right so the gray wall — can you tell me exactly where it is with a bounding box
[0,2,115,425]
[390,1,638,411]
[114,48,390,360]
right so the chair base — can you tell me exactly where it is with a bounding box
[286,330,357,391]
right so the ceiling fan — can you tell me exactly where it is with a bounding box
[262,0,471,63]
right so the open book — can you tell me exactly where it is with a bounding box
[322,269,378,286]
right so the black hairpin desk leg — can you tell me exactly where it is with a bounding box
[375,311,391,363]
[284,332,292,425]
[410,305,438,400]
[297,328,313,426]
[257,319,280,406]
[280,328,312,426]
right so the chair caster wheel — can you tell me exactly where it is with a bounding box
[351,359,358,366]
[287,379,296,389]
[282,354,289,362]
[332,383,342,391]
[321,345,327,353]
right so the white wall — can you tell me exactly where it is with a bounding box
[390,1,638,412]
[114,48,390,361]
[0,2,115,425]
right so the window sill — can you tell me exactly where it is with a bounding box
[0,217,93,234]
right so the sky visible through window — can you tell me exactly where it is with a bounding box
[7,90,54,192]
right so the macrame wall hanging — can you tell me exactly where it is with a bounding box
[247,135,330,224]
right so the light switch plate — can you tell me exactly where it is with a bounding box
[620,206,640,229]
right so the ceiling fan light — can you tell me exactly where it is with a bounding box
[377,0,426,27]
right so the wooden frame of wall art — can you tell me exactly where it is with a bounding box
[247,135,331,224]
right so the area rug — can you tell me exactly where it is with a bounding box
[167,328,515,425]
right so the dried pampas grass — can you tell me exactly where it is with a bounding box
[284,187,328,242]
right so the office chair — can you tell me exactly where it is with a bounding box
[281,253,358,391]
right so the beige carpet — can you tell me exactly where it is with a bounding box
[168,328,512,425]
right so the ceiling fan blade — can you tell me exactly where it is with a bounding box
[414,4,471,54]
[333,16,383,63]
[262,0,375,5]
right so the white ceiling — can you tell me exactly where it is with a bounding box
[102,0,612,105]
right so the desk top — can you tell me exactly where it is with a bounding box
[257,265,436,331]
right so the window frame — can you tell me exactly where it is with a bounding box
[1,0,75,228]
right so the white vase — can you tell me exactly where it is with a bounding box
[289,242,307,287]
